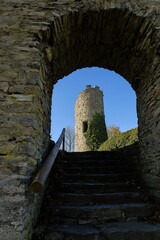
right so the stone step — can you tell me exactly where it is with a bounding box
[41,224,99,240]
[43,222,160,240]
[63,166,135,174]
[63,173,136,183]
[64,158,125,167]
[65,151,121,159]
[58,182,138,193]
[52,192,142,205]
[100,222,160,240]
[36,151,160,240]
[49,203,155,225]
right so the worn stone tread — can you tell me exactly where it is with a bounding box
[100,221,160,233]
[47,224,99,234]
[59,181,137,193]
[53,192,141,205]
[100,222,160,239]
[51,202,154,211]
[60,182,133,186]
[63,173,136,182]
[50,203,155,223]
[44,225,98,240]
[65,151,120,157]
[64,165,135,174]
[44,222,160,240]
[64,159,123,166]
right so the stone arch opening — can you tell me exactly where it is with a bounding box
[38,6,160,202]
[51,67,137,142]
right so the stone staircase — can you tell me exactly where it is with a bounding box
[34,151,160,240]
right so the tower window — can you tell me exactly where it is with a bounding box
[83,121,88,133]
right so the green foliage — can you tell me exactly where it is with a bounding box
[84,112,108,151]
[107,125,121,139]
[99,128,138,151]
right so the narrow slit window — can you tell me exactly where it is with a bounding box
[83,121,88,133]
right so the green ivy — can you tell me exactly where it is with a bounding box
[99,128,138,151]
[84,112,108,151]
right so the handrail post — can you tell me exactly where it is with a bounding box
[62,128,65,151]
[62,135,65,151]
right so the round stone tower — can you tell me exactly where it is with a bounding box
[75,85,107,152]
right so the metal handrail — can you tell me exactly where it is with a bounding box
[31,128,65,193]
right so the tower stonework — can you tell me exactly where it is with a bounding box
[75,85,106,152]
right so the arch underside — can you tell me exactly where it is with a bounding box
[45,9,158,88]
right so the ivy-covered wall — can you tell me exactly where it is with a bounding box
[84,112,108,150]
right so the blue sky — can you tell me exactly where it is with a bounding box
[51,67,137,141]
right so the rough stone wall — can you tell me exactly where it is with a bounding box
[75,85,106,151]
[0,2,53,239]
[0,0,160,239]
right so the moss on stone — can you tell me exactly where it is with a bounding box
[84,112,108,151]
[28,158,37,166]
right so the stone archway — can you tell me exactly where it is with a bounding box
[0,1,160,239]
[40,2,160,199]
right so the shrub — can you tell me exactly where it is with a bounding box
[99,128,138,151]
